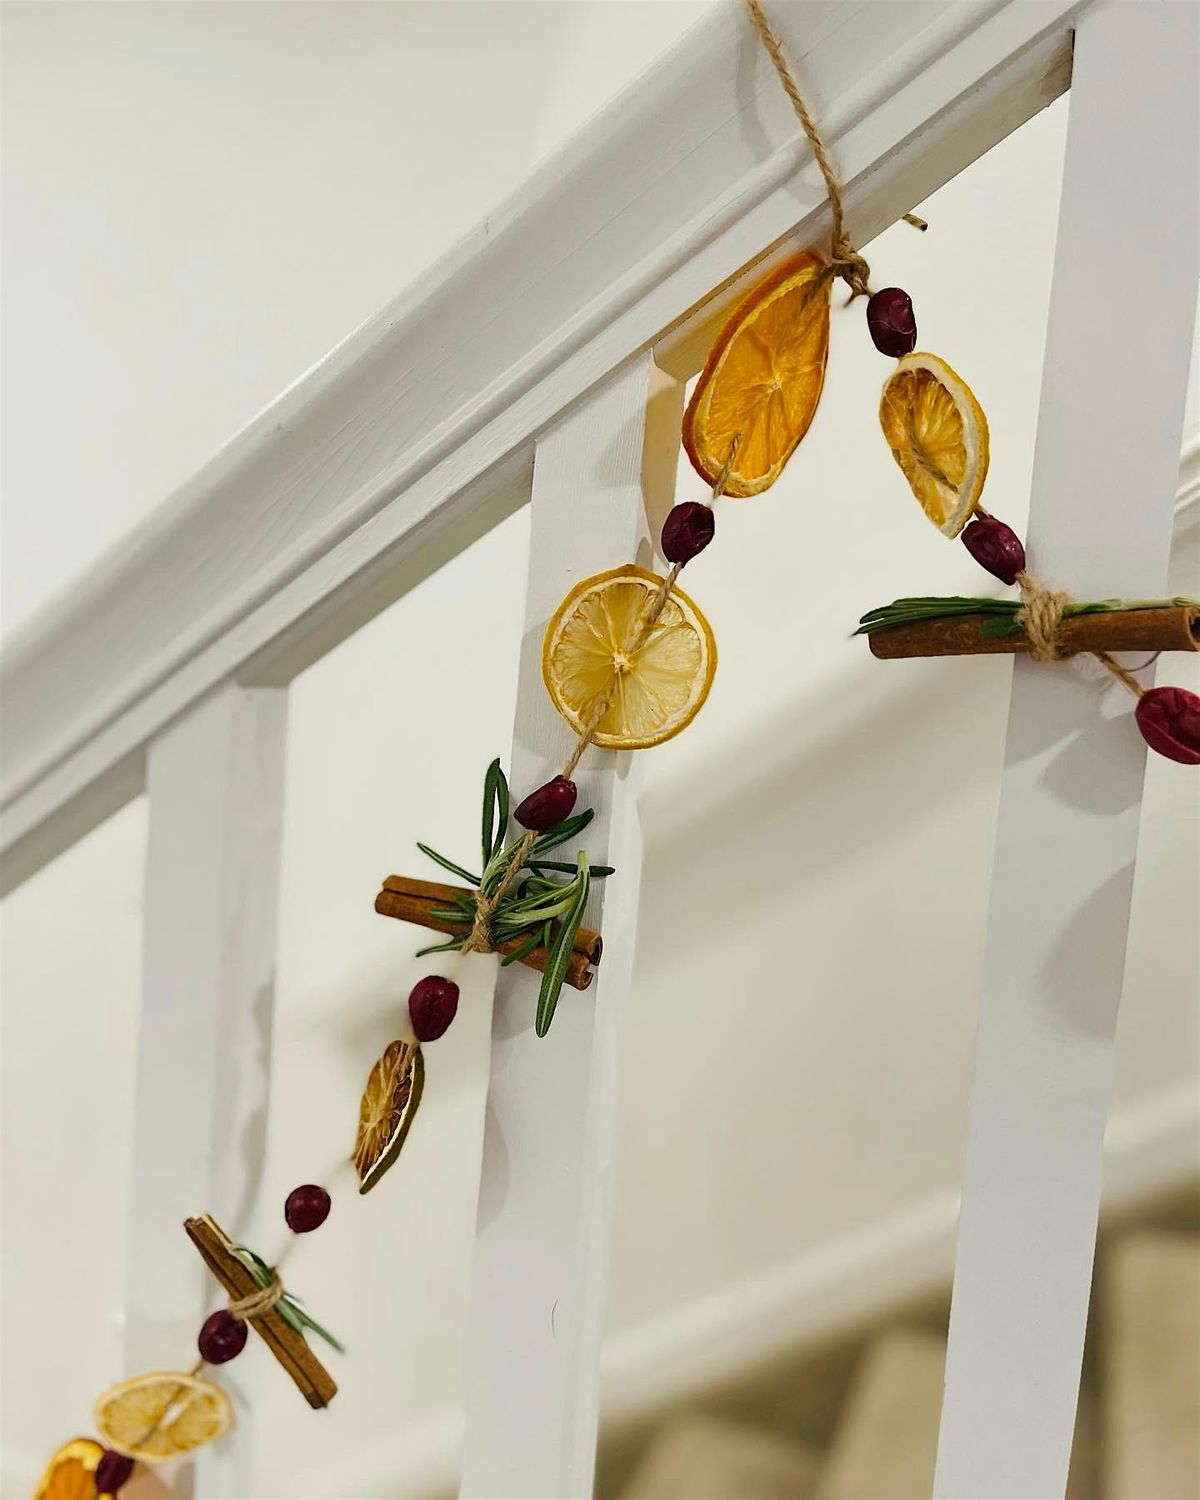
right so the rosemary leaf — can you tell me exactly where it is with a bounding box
[417,842,480,885]
[529,860,614,877]
[415,937,466,957]
[500,930,543,967]
[282,1296,346,1354]
[530,809,595,857]
[481,758,510,867]
[536,854,590,1038]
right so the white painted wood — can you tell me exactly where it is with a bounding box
[1,0,1085,891]
[128,684,288,1498]
[934,4,1200,1495]
[459,352,682,1499]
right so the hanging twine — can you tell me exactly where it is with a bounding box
[1015,571,1147,698]
[462,439,741,956]
[228,1272,285,1321]
[742,0,926,301]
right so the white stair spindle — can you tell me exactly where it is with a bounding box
[934,3,1199,1495]
[460,353,683,1499]
[128,683,289,1498]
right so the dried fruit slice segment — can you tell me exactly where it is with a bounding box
[879,352,990,537]
[542,565,716,750]
[93,1372,232,1464]
[34,1439,104,1500]
[683,251,832,496]
[353,1038,425,1193]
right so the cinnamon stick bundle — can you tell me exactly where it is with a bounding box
[867,604,1200,661]
[376,875,601,992]
[184,1214,337,1409]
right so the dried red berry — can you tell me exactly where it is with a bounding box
[960,514,1026,585]
[285,1183,331,1233]
[1135,686,1200,765]
[866,287,917,357]
[197,1307,248,1364]
[661,501,715,564]
[95,1449,135,1495]
[514,776,577,831]
[408,975,460,1042]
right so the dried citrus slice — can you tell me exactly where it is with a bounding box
[542,565,715,750]
[34,1439,105,1500]
[354,1038,424,1193]
[93,1372,232,1464]
[879,352,990,537]
[683,251,831,497]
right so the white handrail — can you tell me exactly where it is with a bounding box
[0,0,1082,895]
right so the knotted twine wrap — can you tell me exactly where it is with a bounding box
[461,439,742,956]
[742,0,926,301]
[1016,570,1148,698]
[228,1272,285,1321]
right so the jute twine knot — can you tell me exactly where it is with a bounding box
[1015,570,1147,698]
[228,1273,284,1321]
[1015,570,1071,661]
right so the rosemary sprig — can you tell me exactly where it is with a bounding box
[414,761,612,1035]
[230,1245,345,1354]
[855,595,1198,637]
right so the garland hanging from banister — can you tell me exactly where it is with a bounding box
[34,3,1198,1496]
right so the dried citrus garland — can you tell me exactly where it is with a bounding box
[725,3,1200,761]
[44,3,1194,1492]
[38,13,940,1481]
[859,238,1199,762]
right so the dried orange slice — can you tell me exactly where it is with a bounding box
[354,1038,424,1193]
[683,251,831,497]
[93,1371,231,1464]
[879,352,990,537]
[542,565,715,750]
[34,1439,105,1500]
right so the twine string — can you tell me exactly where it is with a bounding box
[461,437,741,956]
[228,1273,285,1321]
[742,0,926,301]
[1016,571,1146,698]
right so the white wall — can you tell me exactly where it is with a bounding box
[0,0,715,635]
[2,7,1198,1499]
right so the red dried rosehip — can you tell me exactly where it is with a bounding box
[514,776,577,831]
[197,1307,248,1364]
[866,287,917,357]
[95,1449,135,1495]
[661,501,715,564]
[285,1183,331,1233]
[408,975,460,1042]
[960,514,1026,585]
[1135,685,1200,765]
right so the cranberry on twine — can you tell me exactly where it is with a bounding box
[285,1184,331,1233]
[95,1450,136,1495]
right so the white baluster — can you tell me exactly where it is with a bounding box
[934,2,1199,1495]
[128,683,289,1498]
[460,353,683,1499]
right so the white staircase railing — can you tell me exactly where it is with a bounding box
[2,4,1195,1497]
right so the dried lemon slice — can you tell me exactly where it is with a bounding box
[34,1439,105,1500]
[93,1372,232,1464]
[683,251,832,496]
[542,565,715,750]
[354,1038,424,1194]
[879,352,989,536]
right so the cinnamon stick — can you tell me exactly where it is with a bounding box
[376,876,600,991]
[184,1214,337,1409]
[867,604,1200,661]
